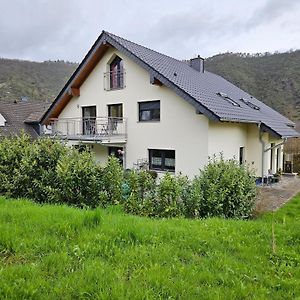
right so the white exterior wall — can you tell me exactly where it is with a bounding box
[59,48,208,177]
[58,47,283,178]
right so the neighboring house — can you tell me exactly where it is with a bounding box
[0,99,50,138]
[40,31,299,178]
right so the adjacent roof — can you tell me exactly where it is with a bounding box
[41,31,299,138]
[0,100,50,138]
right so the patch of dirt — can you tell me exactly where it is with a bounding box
[255,175,300,212]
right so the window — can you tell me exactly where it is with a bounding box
[73,144,92,153]
[149,149,175,172]
[82,106,96,135]
[109,56,124,90]
[239,147,245,165]
[139,101,160,121]
[108,104,123,119]
[108,147,124,165]
[217,92,240,107]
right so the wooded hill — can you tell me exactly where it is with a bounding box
[1,50,300,120]
[0,58,77,102]
[205,50,300,120]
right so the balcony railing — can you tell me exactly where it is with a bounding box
[104,70,126,91]
[43,117,127,143]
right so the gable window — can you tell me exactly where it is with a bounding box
[149,149,175,172]
[139,101,160,122]
[109,56,124,90]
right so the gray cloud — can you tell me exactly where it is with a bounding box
[247,0,300,28]
[0,0,299,61]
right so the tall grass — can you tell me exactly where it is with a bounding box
[0,195,299,299]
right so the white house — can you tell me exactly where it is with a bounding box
[40,31,299,178]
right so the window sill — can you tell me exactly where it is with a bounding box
[149,169,175,173]
[137,120,160,123]
[104,87,125,91]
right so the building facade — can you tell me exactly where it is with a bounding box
[41,31,299,178]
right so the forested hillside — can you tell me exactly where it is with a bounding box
[1,51,300,120]
[205,50,300,120]
[0,58,77,102]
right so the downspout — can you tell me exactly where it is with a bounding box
[258,123,265,185]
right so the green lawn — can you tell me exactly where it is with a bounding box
[0,196,299,299]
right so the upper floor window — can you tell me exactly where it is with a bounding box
[104,56,125,90]
[139,100,160,122]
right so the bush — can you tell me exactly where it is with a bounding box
[156,173,184,217]
[0,135,256,219]
[193,155,257,219]
[124,170,156,216]
[56,150,103,208]
[102,156,124,205]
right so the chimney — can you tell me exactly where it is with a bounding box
[190,55,204,73]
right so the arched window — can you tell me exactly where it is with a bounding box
[109,56,124,89]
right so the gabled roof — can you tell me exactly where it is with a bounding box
[0,100,50,138]
[41,31,299,138]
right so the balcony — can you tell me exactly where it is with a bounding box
[43,117,127,144]
[104,69,126,91]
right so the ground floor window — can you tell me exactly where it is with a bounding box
[149,149,175,172]
[73,144,92,153]
[108,147,124,165]
[239,147,245,165]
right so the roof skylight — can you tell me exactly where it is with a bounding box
[217,92,240,107]
[240,98,260,110]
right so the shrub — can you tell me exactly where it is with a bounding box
[124,170,156,216]
[56,150,103,208]
[156,173,184,217]
[102,156,124,205]
[193,155,257,219]
[0,134,31,194]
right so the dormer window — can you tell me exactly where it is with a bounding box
[104,56,125,90]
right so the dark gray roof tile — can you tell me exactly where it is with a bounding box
[106,31,298,138]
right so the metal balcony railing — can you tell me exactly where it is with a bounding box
[43,117,127,143]
[104,69,126,90]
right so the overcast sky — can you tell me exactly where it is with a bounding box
[0,0,300,62]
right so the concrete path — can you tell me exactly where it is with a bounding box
[255,175,300,212]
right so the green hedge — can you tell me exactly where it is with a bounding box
[0,134,122,208]
[0,135,257,219]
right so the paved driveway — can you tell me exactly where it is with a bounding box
[255,175,300,212]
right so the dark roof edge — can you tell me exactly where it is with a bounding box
[221,118,299,138]
[260,123,299,139]
[41,31,220,124]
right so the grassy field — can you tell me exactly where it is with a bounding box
[0,196,299,299]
